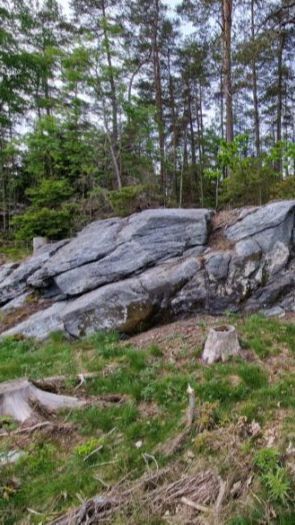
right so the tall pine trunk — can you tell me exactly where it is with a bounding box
[168,50,178,200]
[251,0,260,156]
[101,0,121,189]
[276,29,285,174]
[222,0,234,143]
[152,0,166,201]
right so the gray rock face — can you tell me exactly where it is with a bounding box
[225,200,295,251]
[28,209,212,296]
[3,302,67,339]
[1,202,295,339]
[0,240,68,306]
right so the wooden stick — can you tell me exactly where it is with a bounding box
[83,445,103,462]
[0,421,53,437]
[215,477,226,512]
[181,496,209,513]
[186,384,196,427]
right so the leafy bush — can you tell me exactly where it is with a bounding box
[271,176,295,200]
[13,179,75,240]
[26,179,73,208]
[109,184,160,216]
[14,206,74,240]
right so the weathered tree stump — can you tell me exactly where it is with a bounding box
[33,236,47,254]
[202,325,240,364]
[0,378,85,423]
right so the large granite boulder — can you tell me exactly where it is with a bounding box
[1,202,295,339]
[0,240,68,306]
[225,200,295,251]
[27,208,213,296]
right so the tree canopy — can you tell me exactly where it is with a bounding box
[0,0,294,239]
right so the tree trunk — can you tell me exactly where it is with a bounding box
[187,82,196,166]
[251,0,261,156]
[220,70,224,139]
[276,28,285,174]
[101,0,121,189]
[222,0,234,143]
[168,49,178,200]
[152,0,166,200]
[196,85,204,206]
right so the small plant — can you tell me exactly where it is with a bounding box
[262,467,291,504]
[254,447,291,504]
[74,438,102,458]
[254,447,280,473]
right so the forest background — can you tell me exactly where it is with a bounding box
[0,0,294,243]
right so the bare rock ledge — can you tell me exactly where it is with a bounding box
[1,202,294,339]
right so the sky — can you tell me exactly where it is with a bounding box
[61,0,194,36]
[60,0,185,20]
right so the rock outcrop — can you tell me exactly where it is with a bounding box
[1,202,294,339]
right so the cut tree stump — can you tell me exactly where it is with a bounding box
[202,325,240,364]
[0,378,85,423]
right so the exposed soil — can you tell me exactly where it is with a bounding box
[0,299,52,333]
[127,315,238,364]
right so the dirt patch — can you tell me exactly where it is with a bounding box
[138,401,161,419]
[208,207,259,251]
[0,299,52,333]
[127,315,230,359]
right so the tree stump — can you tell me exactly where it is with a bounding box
[33,236,47,254]
[0,378,85,423]
[202,325,240,364]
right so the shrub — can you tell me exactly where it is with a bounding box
[14,206,74,240]
[108,184,160,216]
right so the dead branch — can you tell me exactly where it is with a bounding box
[31,372,99,393]
[0,421,60,437]
[50,467,219,525]
[181,496,209,513]
[186,384,196,427]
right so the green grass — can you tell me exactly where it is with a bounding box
[0,315,294,524]
[0,241,31,262]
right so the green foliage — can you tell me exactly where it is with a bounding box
[109,184,160,216]
[255,448,292,506]
[14,204,74,240]
[26,179,73,207]
[254,448,291,504]
[221,156,277,206]
[13,177,75,239]
[203,135,295,208]
[74,438,101,458]
[271,177,295,200]
[254,448,281,473]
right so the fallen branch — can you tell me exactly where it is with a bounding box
[50,467,219,524]
[215,477,227,512]
[186,384,196,427]
[181,496,209,513]
[0,421,53,437]
[32,372,99,393]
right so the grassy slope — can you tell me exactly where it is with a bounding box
[0,315,294,524]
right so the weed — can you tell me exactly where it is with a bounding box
[262,467,291,504]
